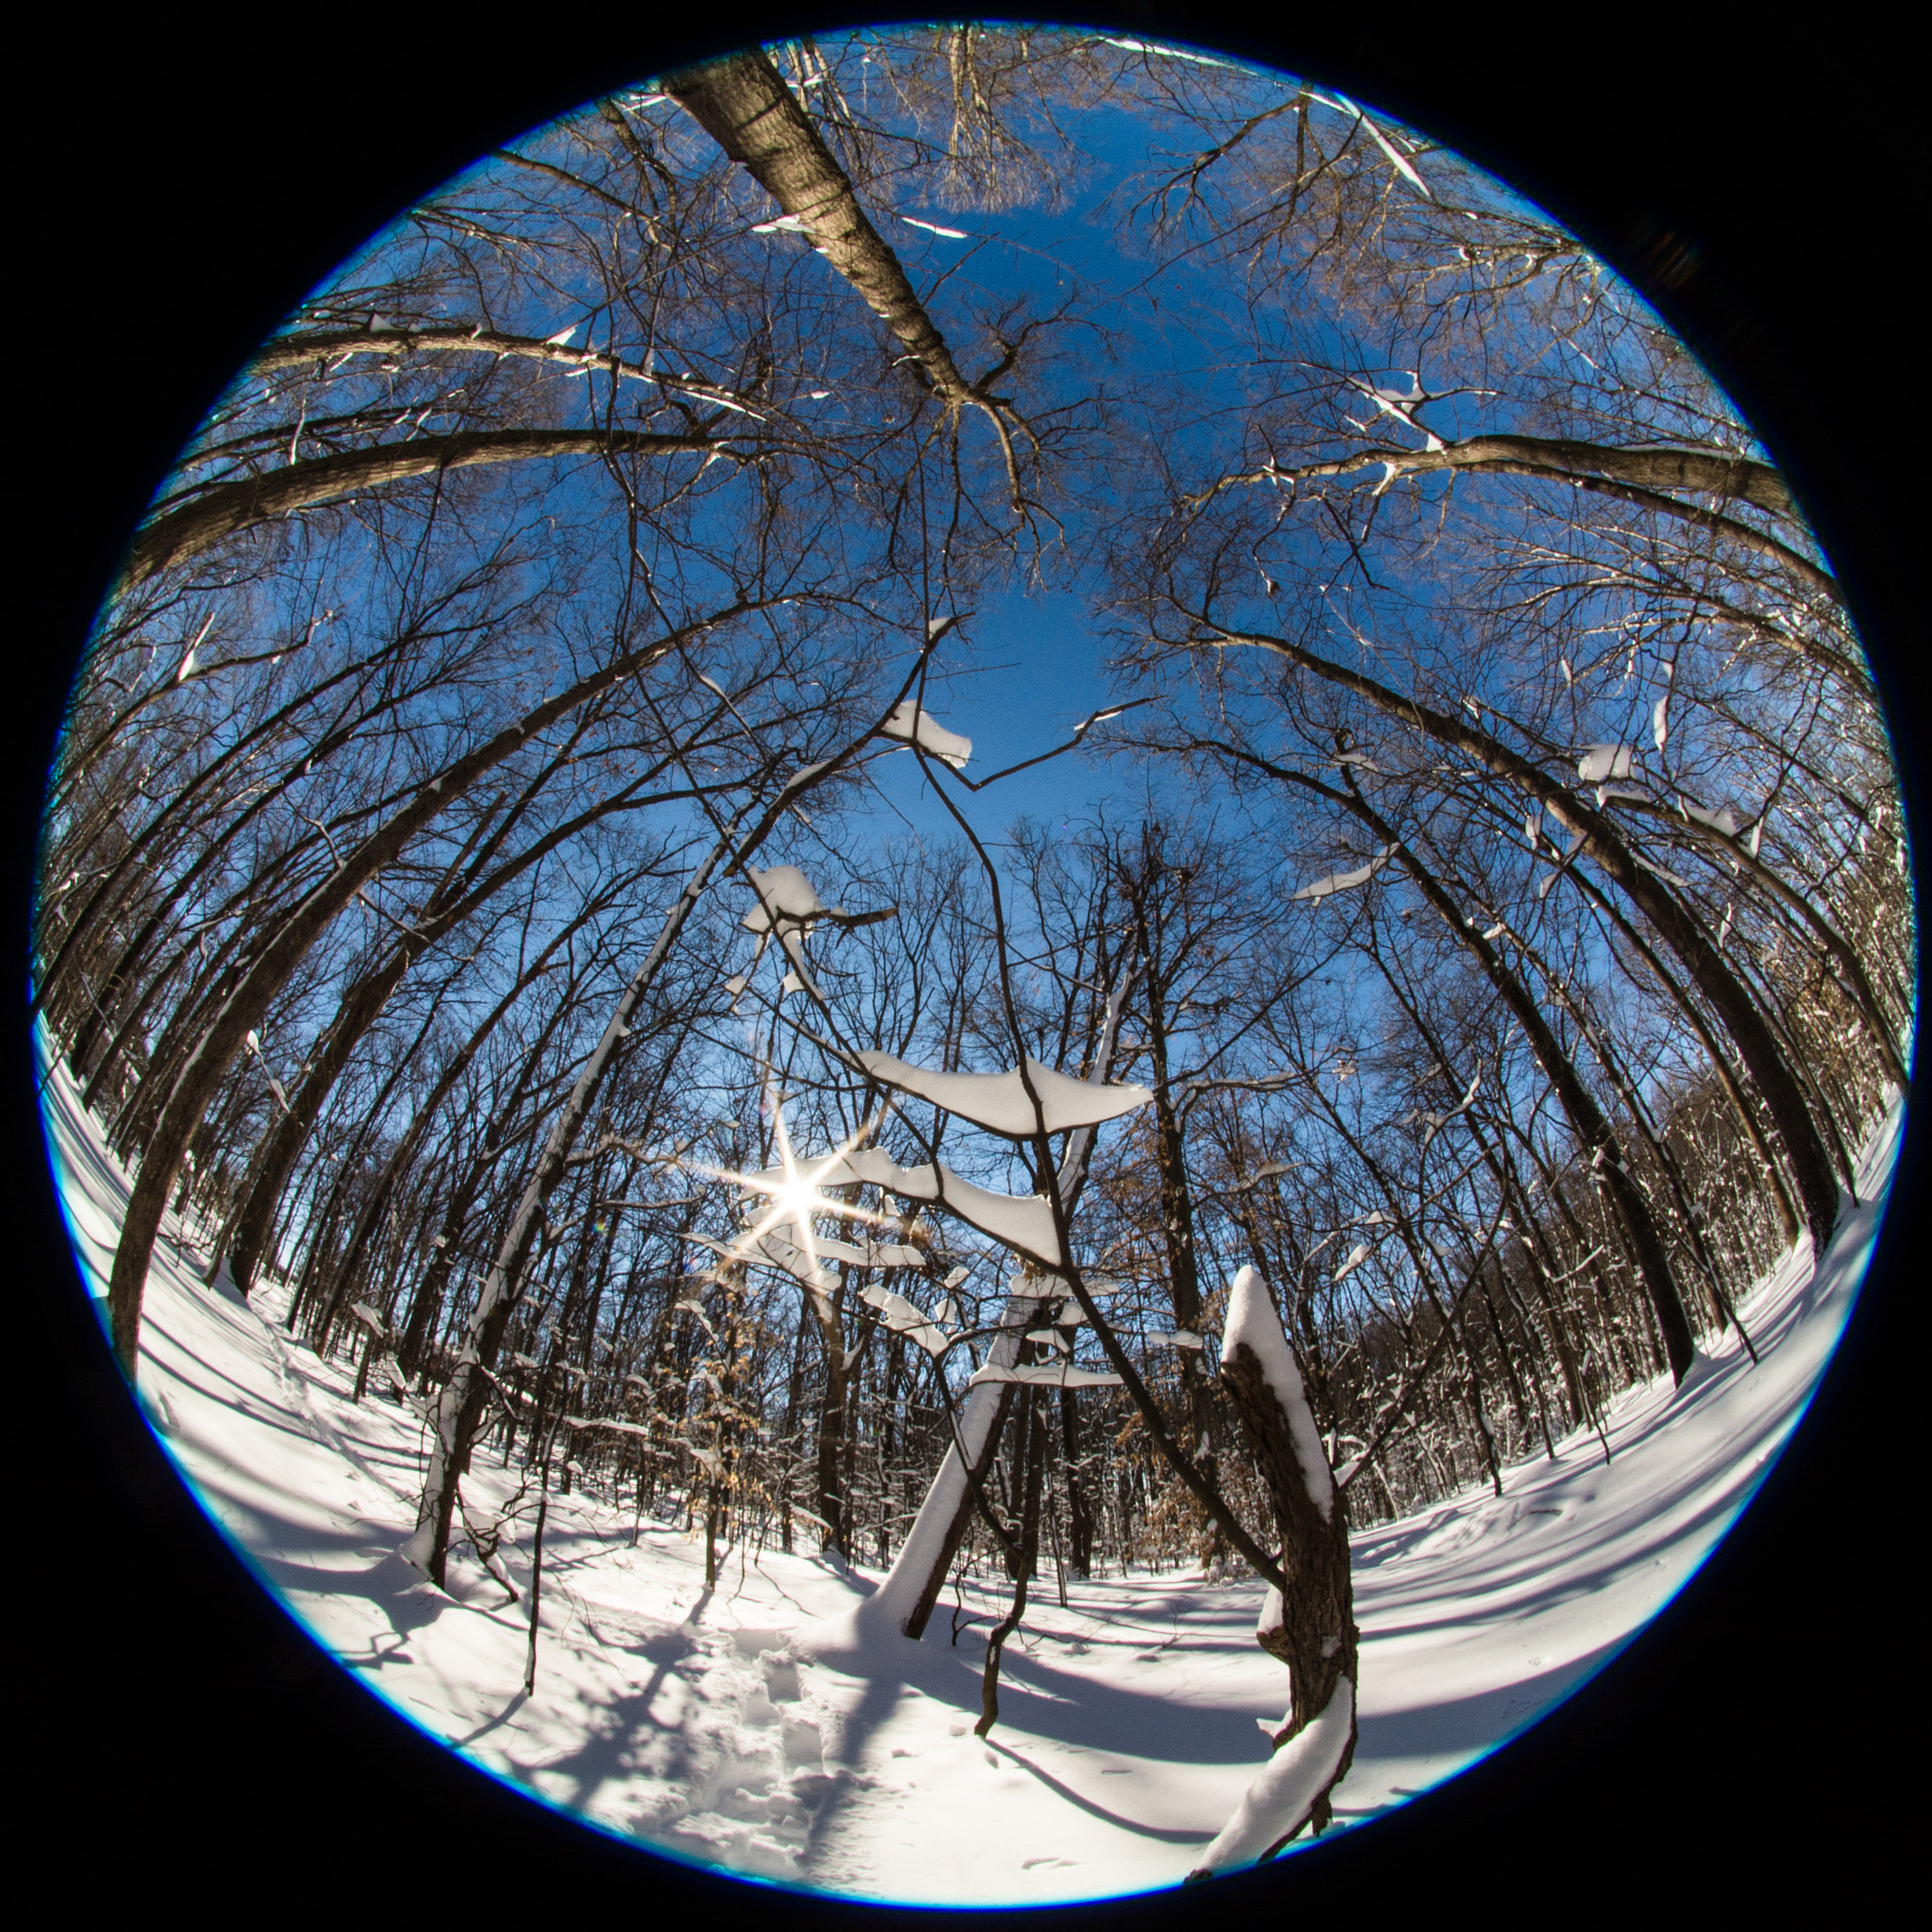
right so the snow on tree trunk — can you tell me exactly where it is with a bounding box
[1188,1676,1356,1878]
[814,1279,1051,1646]
[1191,1265,1358,1876]
[803,958,1144,1649]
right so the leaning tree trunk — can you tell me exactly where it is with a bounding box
[1206,631,1846,1260]
[220,941,417,1292]
[663,48,976,411]
[396,817,738,1584]
[1191,1267,1358,1880]
[121,429,727,591]
[1249,757,1705,1384]
[859,958,1146,1638]
[99,600,750,1374]
[401,740,865,1584]
[858,1281,1041,1639]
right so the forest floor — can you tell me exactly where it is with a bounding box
[40,1042,1902,1907]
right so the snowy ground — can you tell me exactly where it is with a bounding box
[38,1040,1902,1907]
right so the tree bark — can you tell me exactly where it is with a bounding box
[1207,432,1836,602]
[664,49,977,411]
[122,429,727,590]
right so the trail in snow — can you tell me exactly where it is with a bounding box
[36,1036,1901,1906]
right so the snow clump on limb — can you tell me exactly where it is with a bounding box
[854,1049,1151,1137]
[1292,844,1395,904]
[878,699,972,769]
[1576,744,1634,784]
[740,864,838,933]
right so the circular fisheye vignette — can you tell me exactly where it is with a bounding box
[35,19,1911,1907]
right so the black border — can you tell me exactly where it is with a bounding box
[16,10,1918,1915]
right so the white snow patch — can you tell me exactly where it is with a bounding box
[855,1051,1151,1138]
[740,864,838,933]
[878,699,972,768]
[1294,844,1395,903]
[1576,744,1634,784]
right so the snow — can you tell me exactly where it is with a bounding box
[820,1286,1051,1646]
[877,699,972,768]
[855,1050,1152,1138]
[1223,1266,1334,1523]
[1577,744,1635,783]
[742,1147,1062,1263]
[1680,797,1742,837]
[739,865,838,933]
[856,1284,949,1356]
[35,1033,1905,1906]
[1098,35,1233,67]
[1352,377,1444,452]
[965,1362,1123,1389]
[1332,1242,1373,1285]
[1189,1676,1356,1877]
[1293,845,1395,903]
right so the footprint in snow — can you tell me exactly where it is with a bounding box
[661,1640,830,1883]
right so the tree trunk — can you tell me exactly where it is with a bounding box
[101,600,752,1374]
[1201,641,1844,1258]
[664,49,977,411]
[123,429,726,590]
[1192,1269,1357,1876]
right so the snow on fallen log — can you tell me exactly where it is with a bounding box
[855,1049,1152,1138]
[877,699,972,768]
[1187,1676,1355,1878]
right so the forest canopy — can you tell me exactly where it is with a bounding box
[33,22,1914,1888]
